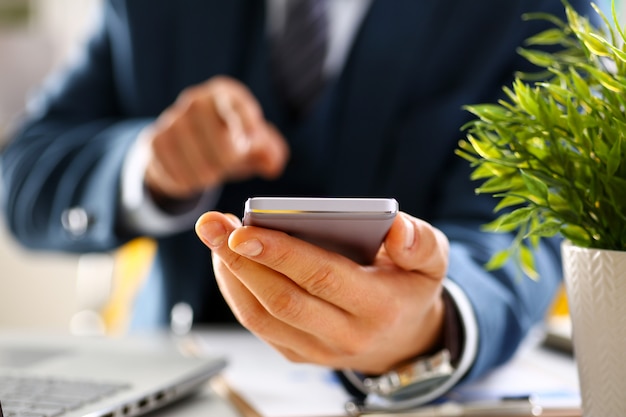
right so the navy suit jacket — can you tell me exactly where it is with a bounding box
[1,0,595,383]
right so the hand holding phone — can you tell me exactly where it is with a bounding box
[242,197,398,265]
[196,198,448,376]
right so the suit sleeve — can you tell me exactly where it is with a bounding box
[1,1,153,253]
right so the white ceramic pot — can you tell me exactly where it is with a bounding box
[561,241,626,417]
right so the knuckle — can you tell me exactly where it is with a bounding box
[268,344,310,365]
[246,239,293,271]
[180,96,203,117]
[299,265,341,298]
[304,349,335,367]
[265,287,305,321]
[225,252,247,275]
[268,245,292,269]
[281,350,306,364]
[235,305,267,332]
[207,75,229,88]
[178,85,199,104]
[150,132,169,153]
[281,343,334,367]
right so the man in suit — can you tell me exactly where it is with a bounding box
[0,0,598,409]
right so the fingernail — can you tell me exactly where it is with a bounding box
[199,221,227,247]
[403,215,416,249]
[233,239,263,257]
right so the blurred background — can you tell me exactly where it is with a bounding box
[0,0,622,334]
[0,0,105,332]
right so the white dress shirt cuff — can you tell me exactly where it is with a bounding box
[119,131,221,236]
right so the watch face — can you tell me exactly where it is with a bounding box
[362,349,455,399]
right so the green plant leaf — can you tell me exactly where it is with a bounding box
[560,224,591,247]
[521,170,549,203]
[467,135,498,160]
[522,12,567,30]
[485,249,512,271]
[583,64,624,93]
[470,163,515,180]
[482,207,534,233]
[610,0,626,47]
[525,28,569,46]
[517,48,556,68]
[476,175,516,194]
[494,195,527,212]
[606,135,622,176]
[526,218,562,238]
[463,104,511,123]
[458,1,626,276]
[566,99,584,140]
[569,67,592,104]
[580,31,611,57]
[520,244,539,280]
[604,41,626,63]
[514,79,541,117]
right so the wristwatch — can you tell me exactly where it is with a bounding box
[342,288,465,414]
[342,348,457,416]
[362,348,455,400]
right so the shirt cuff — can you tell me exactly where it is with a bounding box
[339,278,479,412]
[119,130,221,236]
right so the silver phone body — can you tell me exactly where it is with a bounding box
[242,197,398,265]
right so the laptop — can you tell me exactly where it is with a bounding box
[0,330,227,417]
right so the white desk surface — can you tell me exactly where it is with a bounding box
[151,325,580,417]
[144,386,244,417]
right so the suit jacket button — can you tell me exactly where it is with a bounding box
[61,207,92,237]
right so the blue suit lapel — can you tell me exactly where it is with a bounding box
[174,1,284,129]
[123,0,266,110]
[171,0,266,89]
[327,0,438,195]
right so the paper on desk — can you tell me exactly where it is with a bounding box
[446,330,581,409]
[196,328,350,417]
[195,327,580,417]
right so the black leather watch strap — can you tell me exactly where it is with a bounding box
[441,287,464,366]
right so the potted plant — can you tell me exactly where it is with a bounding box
[456,1,626,416]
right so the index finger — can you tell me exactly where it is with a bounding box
[227,225,366,308]
[210,77,265,139]
[213,93,248,153]
[196,212,353,334]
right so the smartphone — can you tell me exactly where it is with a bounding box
[242,197,398,265]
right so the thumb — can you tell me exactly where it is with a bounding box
[384,212,449,279]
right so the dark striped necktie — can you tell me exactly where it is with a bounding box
[271,0,329,117]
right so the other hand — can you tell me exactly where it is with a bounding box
[142,76,289,199]
[195,210,449,374]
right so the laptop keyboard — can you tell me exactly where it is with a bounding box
[0,376,129,417]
